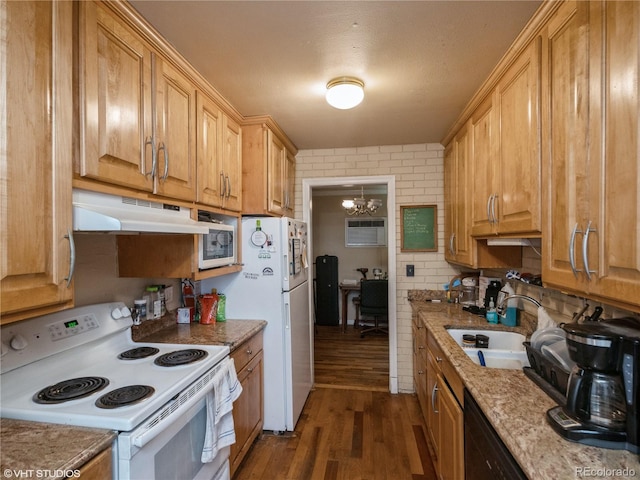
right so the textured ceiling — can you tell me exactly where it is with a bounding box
[130,1,541,150]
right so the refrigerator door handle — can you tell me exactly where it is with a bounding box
[284,302,290,329]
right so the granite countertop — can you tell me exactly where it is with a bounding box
[133,318,267,350]
[413,301,639,479]
[0,419,116,479]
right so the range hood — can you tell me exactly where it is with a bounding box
[72,189,212,234]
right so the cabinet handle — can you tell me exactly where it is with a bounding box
[418,345,425,350]
[569,223,582,277]
[219,172,226,197]
[582,221,597,280]
[436,356,442,363]
[246,348,253,355]
[491,194,498,224]
[418,370,424,375]
[486,195,493,223]
[431,384,439,414]
[142,137,158,178]
[64,229,76,287]
[247,367,254,373]
[226,175,231,199]
[158,143,169,181]
[144,136,156,177]
[449,234,456,256]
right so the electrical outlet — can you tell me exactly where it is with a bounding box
[164,285,174,303]
[406,265,414,277]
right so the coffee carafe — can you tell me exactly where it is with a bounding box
[546,317,640,454]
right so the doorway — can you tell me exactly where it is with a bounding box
[303,176,398,394]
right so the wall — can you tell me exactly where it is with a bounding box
[295,144,460,392]
[74,234,181,312]
[312,193,388,323]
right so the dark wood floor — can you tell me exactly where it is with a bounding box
[233,325,437,479]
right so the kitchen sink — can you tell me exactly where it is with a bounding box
[446,328,530,370]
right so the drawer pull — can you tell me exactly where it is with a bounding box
[436,356,443,363]
[246,348,253,355]
[247,367,254,373]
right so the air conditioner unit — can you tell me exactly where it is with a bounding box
[345,218,387,247]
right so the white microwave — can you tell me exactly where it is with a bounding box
[198,223,236,270]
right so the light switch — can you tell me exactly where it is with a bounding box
[407,265,414,277]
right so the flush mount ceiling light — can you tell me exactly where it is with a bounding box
[326,77,365,110]
[342,186,382,216]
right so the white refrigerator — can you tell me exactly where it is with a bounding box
[203,217,312,432]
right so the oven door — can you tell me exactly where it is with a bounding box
[117,361,232,480]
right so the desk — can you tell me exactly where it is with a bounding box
[339,283,360,333]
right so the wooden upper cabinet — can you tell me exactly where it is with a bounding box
[594,0,640,308]
[77,1,196,202]
[1,0,74,323]
[77,1,154,192]
[153,56,197,201]
[444,125,474,266]
[196,92,242,211]
[542,0,640,312]
[492,38,542,236]
[541,0,592,294]
[242,118,297,217]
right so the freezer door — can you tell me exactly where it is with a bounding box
[283,282,312,430]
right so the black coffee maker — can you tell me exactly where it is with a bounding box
[547,317,639,453]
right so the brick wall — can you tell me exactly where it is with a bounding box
[295,144,460,392]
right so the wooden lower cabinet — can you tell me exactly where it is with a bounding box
[416,325,464,480]
[230,330,264,477]
[76,447,112,479]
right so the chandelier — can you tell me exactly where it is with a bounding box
[342,186,382,216]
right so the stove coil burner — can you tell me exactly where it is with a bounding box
[154,348,208,367]
[95,385,155,409]
[118,346,160,360]
[34,377,110,404]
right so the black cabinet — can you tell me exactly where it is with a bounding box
[314,255,339,325]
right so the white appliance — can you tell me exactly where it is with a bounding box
[204,217,312,432]
[198,222,237,270]
[1,303,236,480]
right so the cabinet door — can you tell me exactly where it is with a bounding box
[222,115,243,212]
[154,56,196,201]
[230,351,264,476]
[437,374,464,480]
[413,320,429,421]
[590,0,640,305]
[267,130,286,215]
[495,38,542,235]
[284,149,296,215]
[196,92,224,207]
[445,125,474,266]
[78,1,153,191]
[470,94,498,237]
[425,350,440,460]
[541,0,592,293]
[1,0,74,322]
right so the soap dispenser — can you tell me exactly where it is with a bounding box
[486,298,498,324]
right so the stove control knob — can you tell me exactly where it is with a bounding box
[10,334,28,351]
[111,308,123,320]
[120,306,132,318]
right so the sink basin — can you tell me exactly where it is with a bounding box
[446,329,530,370]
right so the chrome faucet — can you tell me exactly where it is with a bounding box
[496,294,541,315]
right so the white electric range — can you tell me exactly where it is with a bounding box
[1,302,234,480]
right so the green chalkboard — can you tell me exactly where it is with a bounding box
[401,205,437,252]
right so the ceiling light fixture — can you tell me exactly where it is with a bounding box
[342,186,382,216]
[326,77,365,110]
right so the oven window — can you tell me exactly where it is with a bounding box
[155,405,207,479]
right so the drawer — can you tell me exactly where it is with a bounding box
[231,330,263,372]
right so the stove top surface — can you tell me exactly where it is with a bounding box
[0,303,229,431]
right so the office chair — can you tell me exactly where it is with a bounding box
[359,279,388,337]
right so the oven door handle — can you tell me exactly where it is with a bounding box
[130,359,228,449]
